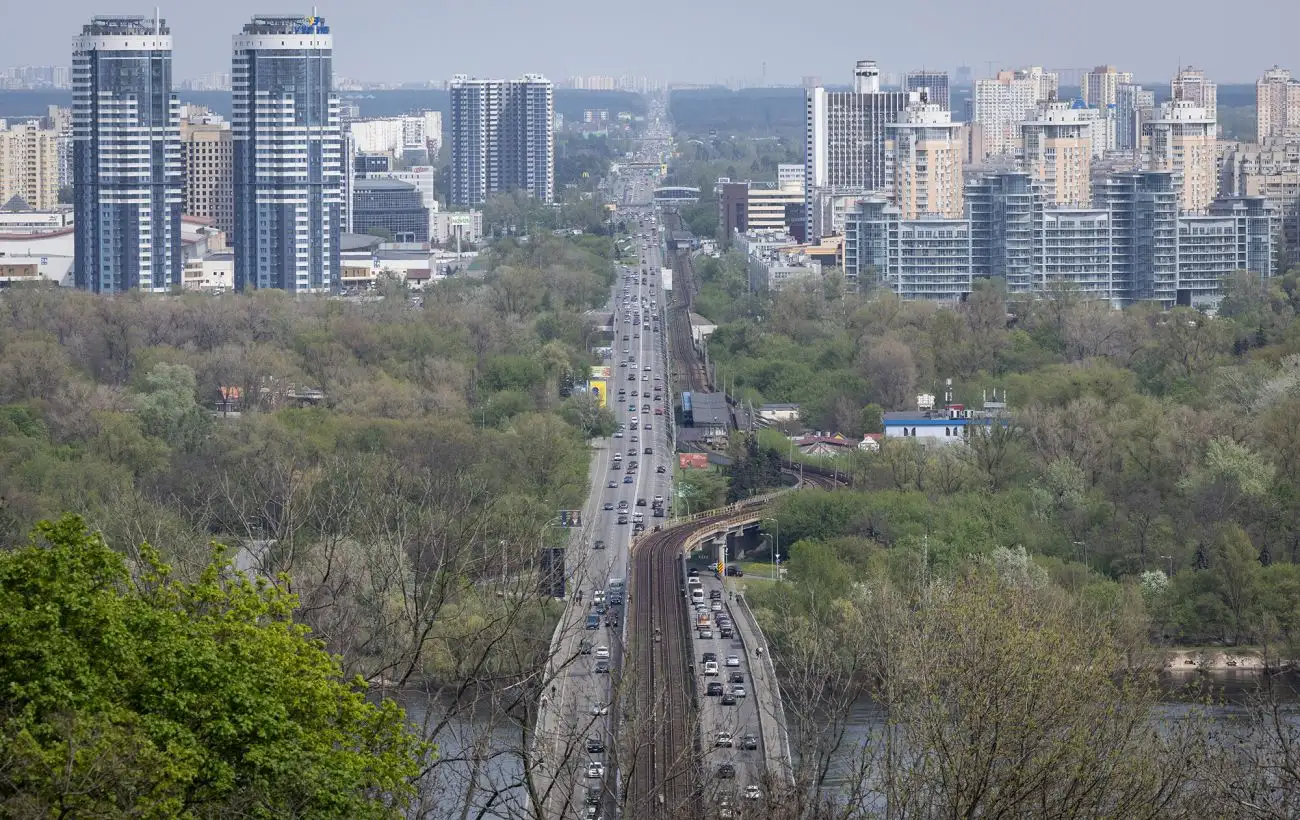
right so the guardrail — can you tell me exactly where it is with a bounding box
[732,593,795,791]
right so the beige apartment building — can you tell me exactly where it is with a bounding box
[1257,66,1300,140]
[181,121,233,235]
[0,122,59,210]
[1081,65,1133,108]
[885,103,964,219]
[1144,100,1217,213]
[972,66,1058,158]
[1171,66,1217,121]
[1020,102,1093,208]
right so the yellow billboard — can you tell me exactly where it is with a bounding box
[589,380,608,408]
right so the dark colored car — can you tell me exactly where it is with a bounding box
[721,693,737,705]
[702,652,717,663]
[656,465,666,473]
[729,672,745,684]
[586,737,605,754]
[585,787,601,805]
[706,682,724,696]
[579,639,593,654]
[594,660,610,673]
[717,763,736,779]
[594,540,606,550]
[740,735,759,750]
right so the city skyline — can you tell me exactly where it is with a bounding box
[2,1,1300,86]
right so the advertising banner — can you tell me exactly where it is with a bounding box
[589,380,608,408]
[679,453,709,469]
[589,366,612,380]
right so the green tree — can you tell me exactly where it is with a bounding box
[133,363,210,452]
[0,515,427,817]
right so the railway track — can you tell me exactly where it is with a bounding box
[626,515,740,819]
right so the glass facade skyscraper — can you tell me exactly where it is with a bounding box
[72,15,182,293]
[232,15,341,293]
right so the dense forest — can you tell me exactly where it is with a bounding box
[683,252,1300,648]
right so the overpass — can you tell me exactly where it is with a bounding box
[652,186,702,205]
[624,495,796,817]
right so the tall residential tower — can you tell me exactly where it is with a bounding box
[448,74,554,207]
[72,15,182,293]
[232,14,342,293]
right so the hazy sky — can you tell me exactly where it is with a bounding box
[4,0,1299,85]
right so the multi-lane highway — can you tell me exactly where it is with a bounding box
[537,153,676,820]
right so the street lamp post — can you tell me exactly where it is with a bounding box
[1160,554,1174,576]
[762,516,780,581]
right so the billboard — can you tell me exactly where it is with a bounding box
[661,267,673,291]
[589,366,612,380]
[679,453,709,469]
[589,380,608,408]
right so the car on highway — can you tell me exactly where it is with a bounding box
[730,672,745,684]
[586,761,604,778]
[726,655,740,667]
[585,614,600,630]
[731,685,747,697]
[636,498,647,506]
[645,447,653,455]
[717,763,736,779]
[585,787,601,805]
[740,734,759,750]
[657,465,666,473]
[744,785,762,800]
[712,601,723,612]
[655,408,663,415]
[607,481,617,489]
[715,731,733,747]
[594,540,605,550]
[721,693,737,705]
[617,515,628,525]
[591,701,609,715]
[586,737,605,754]
[579,639,593,654]
[603,502,614,511]
[702,652,717,663]
[706,682,724,696]
[623,476,633,484]
[595,646,610,660]
[704,661,719,676]
[698,628,714,639]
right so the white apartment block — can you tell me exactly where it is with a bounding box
[350,112,442,158]
[973,66,1058,158]
[886,104,965,219]
[1144,100,1217,213]
[1171,67,1217,121]
[1257,66,1300,140]
[0,121,59,210]
[1081,65,1133,108]
[1021,102,1093,208]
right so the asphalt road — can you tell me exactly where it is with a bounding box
[544,163,676,819]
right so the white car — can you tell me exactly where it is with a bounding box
[711,601,723,612]
[698,629,714,639]
[704,661,719,676]
[744,784,762,800]
[586,761,604,778]
[715,731,733,747]
[731,685,747,698]
[725,655,740,667]
[595,646,610,660]
[591,702,608,716]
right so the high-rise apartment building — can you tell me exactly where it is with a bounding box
[885,104,964,219]
[1115,84,1155,152]
[0,121,59,209]
[1256,66,1300,140]
[1081,65,1133,108]
[905,70,951,111]
[72,15,182,293]
[232,14,342,293]
[972,66,1059,158]
[448,74,554,207]
[1020,101,1093,208]
[805,61,916,235]
[181,120,233,234]
[1143,100,1217,213]
[1171,67,1217,122]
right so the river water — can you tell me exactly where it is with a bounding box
[397,670,1300,818]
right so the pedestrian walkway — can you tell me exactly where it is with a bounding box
[730,592,795,791]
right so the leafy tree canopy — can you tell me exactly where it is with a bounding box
[0,515,428,818]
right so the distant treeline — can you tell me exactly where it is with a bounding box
[0,88,646,122]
